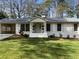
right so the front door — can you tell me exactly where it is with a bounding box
[33,23,44,33]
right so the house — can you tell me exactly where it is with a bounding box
[0,17,79,38]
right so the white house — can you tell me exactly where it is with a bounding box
[0,17,79,38]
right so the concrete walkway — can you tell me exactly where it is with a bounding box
[0,34,13,40]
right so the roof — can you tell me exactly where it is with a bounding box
[47,18,79,23]
[0,18,29,23]
[0,18,79,23]
[47,18,65,22]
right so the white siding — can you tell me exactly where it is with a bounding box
[16,24,21,35]
[47,23,79,38]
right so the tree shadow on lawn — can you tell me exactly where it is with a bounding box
[19,38,76,59]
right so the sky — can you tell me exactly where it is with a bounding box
[36,0,44,4]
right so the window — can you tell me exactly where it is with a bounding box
[74,24,78,31]
[46,24,51,31]
[6,27,11,31]
[57,24,61,31]
[2,26,6,31]
[26,24,30,31]
[21,24,25,31]
[1,24,15,34]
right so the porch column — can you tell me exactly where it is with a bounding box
[16,24,21,35]
[44,22,46,33]
[0,24,1,34]
[30,22,33,33]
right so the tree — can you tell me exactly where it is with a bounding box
[0,11,8,19]
[0,0,28,18]
[10,14,17,19]
[0,0,52,18]
[58,0,65,3]
[57,1,70,17]
[67,9,75,17]
[57,0,75,18]
[44,0,52,7]
[75,4,79,18]
[33,0,52,17]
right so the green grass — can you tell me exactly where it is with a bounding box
[0,38,79,59]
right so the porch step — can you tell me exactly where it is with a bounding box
[29,33,48,38]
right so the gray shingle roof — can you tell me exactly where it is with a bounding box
[47,18,79,23]
[0,18,79,23]
[47,18,66,22]
[0,18,29,23]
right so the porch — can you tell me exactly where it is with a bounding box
[29,22,48,38]
[21,18,48,38]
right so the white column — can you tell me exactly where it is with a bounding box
[30,23,33,33]
[16,24,21,35]
[44,22,46,33]
[0,24,1,34]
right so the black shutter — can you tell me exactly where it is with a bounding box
[57,24,61,31]
[74,24,78,31]
[46,24,50,31]
[21,24,25,31]
[26,24,30,31]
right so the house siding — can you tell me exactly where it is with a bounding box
[47,23,79,38]
[16,24,21,35]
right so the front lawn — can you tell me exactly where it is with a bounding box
[0,38,79,59]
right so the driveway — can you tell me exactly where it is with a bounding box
[0,34,13,40]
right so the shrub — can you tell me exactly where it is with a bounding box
[49,34,55,38]
[59,33,63,38]
[67,35,70,39]
[19,30,23,35]
[73,35,76,38]
[23,34,29,37]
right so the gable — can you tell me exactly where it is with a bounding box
[31,18,46,22]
